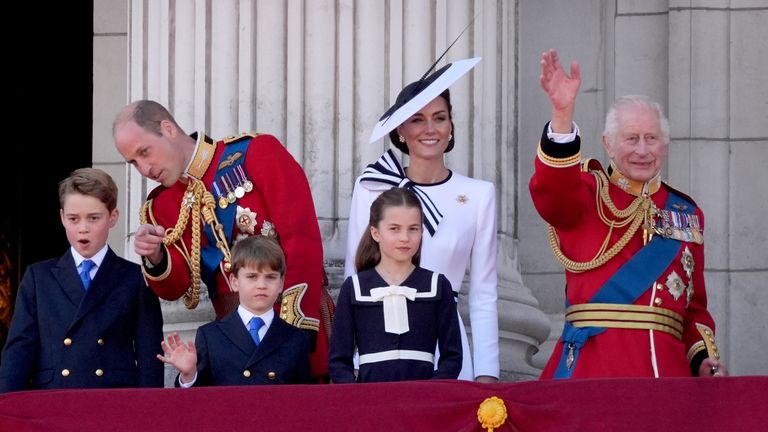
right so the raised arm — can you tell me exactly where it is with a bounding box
[157,332,198,384]
[540,49,581,133]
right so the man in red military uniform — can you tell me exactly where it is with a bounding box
[530,50,726,378]
[113,100,330,379]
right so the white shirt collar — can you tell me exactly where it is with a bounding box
[71,245,109,272]
[237,305,275,330]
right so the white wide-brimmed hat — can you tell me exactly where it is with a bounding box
[368,57,481,145]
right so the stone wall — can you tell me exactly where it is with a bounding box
[93,0,768,380]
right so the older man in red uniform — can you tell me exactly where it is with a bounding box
[530,50,726,378]
[113,100,329,379]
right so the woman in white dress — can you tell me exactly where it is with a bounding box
[344,60,499,382]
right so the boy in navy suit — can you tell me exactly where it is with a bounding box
[159,236,311,386]
[0,168,164,392]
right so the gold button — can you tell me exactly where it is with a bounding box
[243,370,251,378]
[654,298,662,306]
[267,371,276,380]
[95,369,104,377]
[61,369,70,377]
[97,339,105,346]
[63,338,72,346]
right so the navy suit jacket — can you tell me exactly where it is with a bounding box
[189,310,311,386]
[0,248,164,392]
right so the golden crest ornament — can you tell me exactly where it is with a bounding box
[477,397,507,432]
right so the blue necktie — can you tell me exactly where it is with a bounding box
[79,259,95,290]
[249,317,264,347]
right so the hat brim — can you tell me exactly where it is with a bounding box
[368,57,481,144]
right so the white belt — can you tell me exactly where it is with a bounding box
[358,350,434,365]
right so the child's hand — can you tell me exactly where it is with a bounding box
[157,333,197,378]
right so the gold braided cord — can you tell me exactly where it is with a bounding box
[547,170,654,273]
[185,188,202,309]
[199,189,233,270]
[594,171,644,219]
[139,180,211,309]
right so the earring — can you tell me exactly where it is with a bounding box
[398,135,406,143]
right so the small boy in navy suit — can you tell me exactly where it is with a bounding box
[159,236,311,386]
[0,168,164,392]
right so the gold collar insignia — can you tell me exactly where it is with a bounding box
[608,162,661,197]
[185,132,217,180]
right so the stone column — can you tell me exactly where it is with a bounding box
[123,0,551,381]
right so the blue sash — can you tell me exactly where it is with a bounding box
[200,139,250,294]
[553,191,694,378]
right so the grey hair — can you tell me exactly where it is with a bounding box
[603,95,670,147]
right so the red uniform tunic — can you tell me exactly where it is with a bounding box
[530,126,717,378]
[142,133,328,376]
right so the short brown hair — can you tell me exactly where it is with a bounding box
[58,168,118,212]
[230,236,286,276]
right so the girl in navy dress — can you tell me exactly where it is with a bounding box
[329,187,461,383]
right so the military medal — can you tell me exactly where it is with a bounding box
[227,172,245,199]
[212,183,228,209]
[653,209,703,244]
[237,165,254,193]
[221,175,237,203]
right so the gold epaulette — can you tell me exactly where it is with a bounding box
[222,132,260,144]
[279,283,320,332]
[581,158,602,173]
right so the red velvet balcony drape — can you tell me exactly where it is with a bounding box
[0,376,764,431]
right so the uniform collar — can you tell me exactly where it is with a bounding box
[184,132,217,180]
[607,162,661,197]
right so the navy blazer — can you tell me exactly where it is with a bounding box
[0,248,164,392]
[189,310,311,386]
